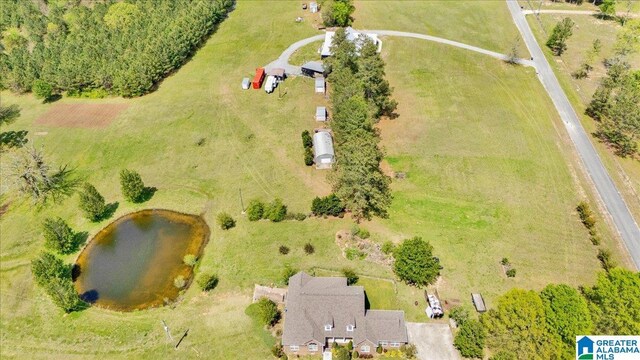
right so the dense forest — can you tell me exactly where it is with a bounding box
[0,0,233,98]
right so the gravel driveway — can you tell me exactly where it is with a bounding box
[406,322,460,360]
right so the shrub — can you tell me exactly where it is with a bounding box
[342,268,359,285]
[197,273,219,291]
[304,147,314,166]
[393,237,440,286]
[345,247,366,260]
[264,198,287,222]
[506,268,517,278]
[256,297,280,326]
[294,212,307,221]
[590,235,601,245]
[120,169,145,203]
[449,306,470,326]
[78,183,106,222]
[271,344,285,358]
[173,275,186,288]
[597,248,617,272]
[311,194,345,216]
[381,241,396,255]
[454,319,486,358]
[376,345,383,354]
[353,350,359,358]
[304,242,315,254]
[282,265,298,285]
[301,130,313,148]
[279,245,290,255]
[32,79,53,101]
[42,217,76,254]
[400,344,417,358]
[500,257,510,266]
[183,254,197,267]
[576,201,596,229]
[356,227,370,239]
[217,212,236,230]
[490,351,517,360]
[246,199,265,221]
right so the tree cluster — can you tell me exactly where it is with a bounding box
[0,0,233,97]
[322,0,355,27]
[246,198,288,222]
[481,269,640,359]
[0,103,27,152]
[311,193,345,216]
[326,29,395,221]
[586,60,640,157]
[301,130,314,166]
[31,252,86,313]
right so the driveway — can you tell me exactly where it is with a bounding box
[406,322,460,360]
[507,0,640,269]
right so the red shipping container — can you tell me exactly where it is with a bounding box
[252,68,265,89]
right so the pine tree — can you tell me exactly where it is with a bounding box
[120,169,145,202]
[42,217,76,254]
[357,37,397,118]
[78,183,106,221]
[546,18,575,56]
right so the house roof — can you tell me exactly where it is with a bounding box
[282,272,407,347]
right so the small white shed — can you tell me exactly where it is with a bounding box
[315,106,327,122]
[313,131,335,169]
[315,77,325,94]
[310,2,318,13]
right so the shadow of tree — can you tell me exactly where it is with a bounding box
[72,263,82,282]
[137,187,157,203]
[79,289,99,304]
[99,202,119,220]
[69,231,89,254]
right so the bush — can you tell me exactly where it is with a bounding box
[264,198,287,222]
[449,306,470,326]
[500,257,510,266]
[311,194,345,216]
[32,79,53,101]
[400,344,417,358]
[506,268,517,278]
[381,241,396,255]
[304,147,314,166]
[282,265,298,285]
[304,242,315,255]
[256,297,280,326]
[576,201,596,229]
[78,183,106,222]
[246,199,265,221]
[597,248,617,272]
[294,212,307,221]
[376,345,383,354]
[197,273,219,291]
[42,217,76,254]
[345,247,366,260]
[590,235,601,245]
[393,237,440,286]
[301,130,313,148]
[342,268,359,285]
[174,275,186,289]
[271,344,285,358]
[183,254,197,267]
[490,351,517,360]
[354,226,370,239]
[120,169,145,202]
[217,212,236,230]
[454,319,485,358]
[279,245,290,255]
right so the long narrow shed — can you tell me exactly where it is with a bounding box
[315,106,327,122]
[315,77,325,94]
[313,131,335,169]
[471,293,486,313]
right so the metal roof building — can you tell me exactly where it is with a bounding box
[315,106,327,122]
[301,61,325,77]
[321,27,382,57]
[313,131,334,169]
[315,77,325,94]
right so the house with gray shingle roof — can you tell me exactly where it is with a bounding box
[282,272,408,357]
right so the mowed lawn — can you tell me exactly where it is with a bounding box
[352,0,530,56]
[526,13,640,233]
[0,1,626,359]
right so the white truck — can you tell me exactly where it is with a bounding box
[264,75,277,93]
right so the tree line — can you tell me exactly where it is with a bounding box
[452,268,640,359]
[325,28,396,221]
[0,0,233,98]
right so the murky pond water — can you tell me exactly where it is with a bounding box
[74,209,209,311]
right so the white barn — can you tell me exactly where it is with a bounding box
[321,27,382,58]
[313,131,335,169]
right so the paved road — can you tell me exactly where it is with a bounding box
[406,322,460,360]
[265,30,534,74]
[522,9,639,17]
[507,0,640,268]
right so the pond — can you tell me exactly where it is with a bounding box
[74,209,210,311]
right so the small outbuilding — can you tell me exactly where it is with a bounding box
[315,106,327,122]
[471,293,486,313]
[241,77,250,90]
[310,2,318,13]
[315,77,325,94]
[313,131,335,169]
[301,61,324,77]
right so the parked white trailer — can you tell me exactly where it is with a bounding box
[264,75,277,93]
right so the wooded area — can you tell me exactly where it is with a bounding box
[0,0,233,97]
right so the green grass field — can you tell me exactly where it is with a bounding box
[0,1,629,358]
[526,13,640,234]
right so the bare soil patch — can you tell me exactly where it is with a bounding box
[36,103,129,128]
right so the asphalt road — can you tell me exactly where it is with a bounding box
[507,0,640,269]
